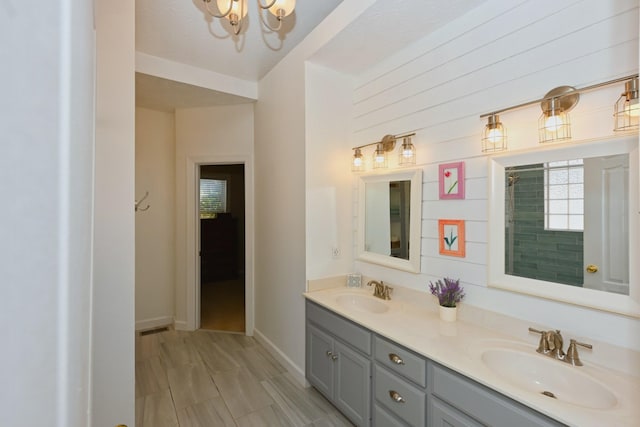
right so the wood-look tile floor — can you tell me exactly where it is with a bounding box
[136,328,354,427]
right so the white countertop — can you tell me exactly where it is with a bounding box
[303,285,640,427]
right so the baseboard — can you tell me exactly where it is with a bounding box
[135,316,174,332]
[253,328,309,388]
[174,319,189,331]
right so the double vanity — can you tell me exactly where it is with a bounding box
[303,284,640,427]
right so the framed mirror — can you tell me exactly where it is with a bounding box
[357,169,422,273]
[488,135,639,317]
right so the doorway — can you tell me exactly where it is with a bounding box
[199,164,246,332]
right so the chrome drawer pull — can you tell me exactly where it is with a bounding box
[388,353,405,365]
[389,390,405,403]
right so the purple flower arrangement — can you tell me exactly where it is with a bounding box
[429,277,465,308]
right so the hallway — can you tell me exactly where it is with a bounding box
[200,278,245,332]
[135,328,353,426]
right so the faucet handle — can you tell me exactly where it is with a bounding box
[383,285,393,300]
[528,327,550,354]
[565,339,593,366]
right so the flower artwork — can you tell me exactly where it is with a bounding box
[438,162,465,199]
[438,219,465,257]
[429,277,465,307]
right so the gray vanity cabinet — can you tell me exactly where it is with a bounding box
[306,301,372,426]
[305,299,567,427]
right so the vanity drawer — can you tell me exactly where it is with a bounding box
[306,301,371,355]
[374,365,426,427]
[373,404,410,427]
[431,364,565,427]
[375,335,426,387]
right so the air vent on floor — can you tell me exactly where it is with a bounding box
[139,326,169,336]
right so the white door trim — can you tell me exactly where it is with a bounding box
[185,154,254,334]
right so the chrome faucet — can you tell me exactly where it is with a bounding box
[367,280,393,300]
[529,327,592,366]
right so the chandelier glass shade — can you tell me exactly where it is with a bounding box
[203,0,296,34]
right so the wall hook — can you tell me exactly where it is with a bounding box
[135,191,150,212]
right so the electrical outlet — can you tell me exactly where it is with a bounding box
[331,246,341,259]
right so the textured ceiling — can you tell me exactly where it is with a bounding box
[136,0,344,82]
[309,0,486,76]
[135,0,487,110]
[135,73,254,113]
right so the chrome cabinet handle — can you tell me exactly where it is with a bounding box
[325,350,338,361]
[388,353,405,365]
[389,390,405,403]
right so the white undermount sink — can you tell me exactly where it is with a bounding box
[335,293,390,314]
[481,348,617,409]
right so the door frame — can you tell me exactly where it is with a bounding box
[185,154,254,334]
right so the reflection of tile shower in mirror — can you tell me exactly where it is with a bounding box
[504,154,629,295]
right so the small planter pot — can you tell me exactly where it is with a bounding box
[439,305,457,322]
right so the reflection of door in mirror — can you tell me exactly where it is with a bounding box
[504,154,629,295]
[364,180,411,260]
[390,181,411,259]
[583,155,629,295]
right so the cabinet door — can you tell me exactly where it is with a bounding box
[429,397,482,427]
[307,323,334,398]
[335,341,371,427]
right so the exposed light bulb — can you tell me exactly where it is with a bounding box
[402,147,414,158]
[486,128,503,143]
[375,153,385,163]
[625,100,640,117]
[544,115,564,132]
[353,157,363,167]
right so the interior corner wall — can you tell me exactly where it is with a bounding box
[174,103,254,327]
[135,107,176,330]
[349,0,640,350]
[93,0,135,425]
[305,63,355,280]
[254,59,308,376]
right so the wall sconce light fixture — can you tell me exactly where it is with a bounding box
[538,86,578,143]
[203,0,296,35]
[481,113,507,152]
[399,136,416,165]
[480,73,638,151]
[614,77,639,132]
[351,133,416,172]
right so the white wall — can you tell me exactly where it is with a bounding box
[305,63,354,279]
[347,0,640,350]
[93,0,135,425]
[254,0,378,382]
[1,1,95,426]
[135,107,176,330]
[174,104,254,330]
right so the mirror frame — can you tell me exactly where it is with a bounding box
[357,169,422,273]
[488,135,640,318]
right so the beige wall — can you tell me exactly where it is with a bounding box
[135,107,176,329]
[174,103,254,329]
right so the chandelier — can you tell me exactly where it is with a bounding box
[202,0,296,35]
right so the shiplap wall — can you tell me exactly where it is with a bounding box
[351,0,639,348]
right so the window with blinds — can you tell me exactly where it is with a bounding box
[544,159,584,231]
[200,179,227,219]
